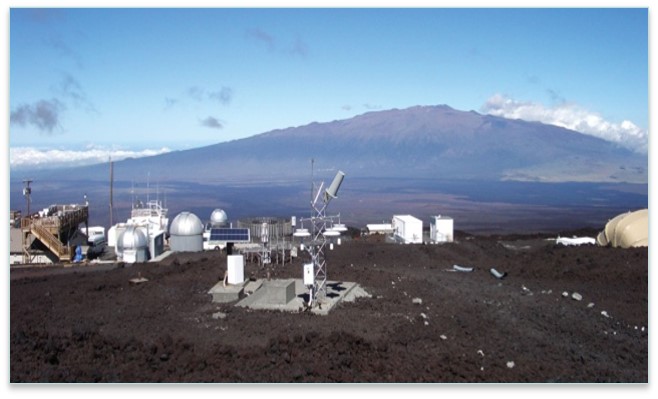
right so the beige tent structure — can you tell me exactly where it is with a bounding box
[596,208,648,248]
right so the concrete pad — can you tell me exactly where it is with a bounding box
[235,279,369,316]
[243,279,263,295]
[207,280,246,303]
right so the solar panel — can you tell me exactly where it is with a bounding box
[209,228,251,243]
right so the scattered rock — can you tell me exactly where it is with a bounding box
[412,297,423,305]
[212,311,227,320]
[571,292,582,301]
[477,349,485,357]
[506,361,515,369]
[562,291,569,298]
[587,302,595,308]
[601,311,610,318]
[440,334,447,340]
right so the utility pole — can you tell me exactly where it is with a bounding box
[22,179,32,217]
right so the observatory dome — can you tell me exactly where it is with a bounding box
[117,226,148,250]
[210,209,228,227]
[170,212,204,236]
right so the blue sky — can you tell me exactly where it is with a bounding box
[6,4,650,168]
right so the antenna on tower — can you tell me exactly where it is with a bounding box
[131,180,135,212]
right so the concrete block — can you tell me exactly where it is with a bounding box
[227,255,244,285]
[208,281,244,303]
[262,279,296,305]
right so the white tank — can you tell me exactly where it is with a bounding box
[210,209,228,227]
[170,212,204,236]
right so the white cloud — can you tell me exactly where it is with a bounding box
[9,146,172,170]
[481,94,648,154]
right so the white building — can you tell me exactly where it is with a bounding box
[430,215,454,243]
[392,215,423,244]
[109,199,169,261]
[365,223,394,235]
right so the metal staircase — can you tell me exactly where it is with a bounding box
[21,204,88,264]
[29,223,71,261]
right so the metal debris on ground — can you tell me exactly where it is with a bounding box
[129,273,149,285]
[490,268,507,279]
[452,264,474,272]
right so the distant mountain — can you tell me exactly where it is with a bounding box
[19,105,648,184]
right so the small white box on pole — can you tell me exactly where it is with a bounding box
[227,255,245,285]
[303,263,314,285]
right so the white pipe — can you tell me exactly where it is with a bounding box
[490,268,507,279]
[453,265,473,272]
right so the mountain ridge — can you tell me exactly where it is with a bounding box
[14,104,647,184]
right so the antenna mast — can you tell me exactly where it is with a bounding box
[109,157,114,227]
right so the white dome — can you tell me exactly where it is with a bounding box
[170,212,204,236]
[210,209,228,227]
[117,226,148,249]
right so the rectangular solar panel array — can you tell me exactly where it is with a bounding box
[208,228,251,242]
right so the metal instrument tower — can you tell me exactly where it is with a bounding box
[298,166,345,307]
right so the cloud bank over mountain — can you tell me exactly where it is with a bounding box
[9,146,171,171]
[481,94,647,154]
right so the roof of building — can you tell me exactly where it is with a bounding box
[393,215,422,223]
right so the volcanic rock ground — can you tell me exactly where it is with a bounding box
[9,230,648,383]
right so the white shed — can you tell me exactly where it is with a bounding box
[366,223,394,235]
[430,215,454,243]
[392,215,423,244]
